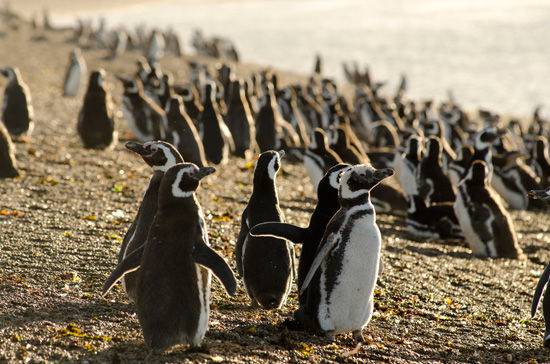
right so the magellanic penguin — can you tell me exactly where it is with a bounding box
[77,69,117,149]
[173,83,203,123]
[528,183,550,346]
[296,164,394,344]
[417,136,456,204]
[225,79,255,159]
[530,136,550,187]
[304,128,343,191]
[63,48,87,97]
[0,66,34,139]
[163,95,207,167]
[453,160,525,259]
[463,127,507,184]
[249,163,351,310]
[0,121,19,178]
[448,145,474,187]
[235,150,295,309]
[110,141,184,303]
[103,163,237,351]
[197,82,235,165]
[395,135,423,196]
[117,75,166,142]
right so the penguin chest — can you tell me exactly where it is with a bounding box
[453,190,491,257]
[304,151,325,190]
[64,66,83,95]
[491,170,528,210]
[318,218,381,334]
[400,160,418,195]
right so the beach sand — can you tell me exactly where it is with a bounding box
[0,9,549,364]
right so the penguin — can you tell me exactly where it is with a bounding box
[406,184,463,240]
[296,164,394,344]
[113,141,184,303]
[531,261,550,347]
[464,127,507,183]
[448,145,474,187]
[0,121,19,178]
[422,118,456,171]
[528,186,550,205]
[530,136,550,187]
[224,79,255,159]
[304,128,343,191]
[328,125,368,165]
[163,95,207,167]
[235,150,295,309]
[146,29,165,61]
[173,83,203,123]
[249,163,351,310]
[197,82,235,165]
[62,48,87,97]
[0,66,34,138]
[277,86,310,146]
[417,136,456,204]
[453,160,525,259]
[117,75,166,142]
[77,69,117,149]
[395,135,422,196]
[103,163,237,351]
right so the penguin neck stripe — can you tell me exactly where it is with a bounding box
[172,168,195,198]
[152,145,177,172]
[267,156,278,180]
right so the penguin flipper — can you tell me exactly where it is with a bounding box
[299,233,338,295]
[102,244,144,297]
[193,240,237,296]
[235,210,249,277]
[249,222,307,245]
[532,261,550,317]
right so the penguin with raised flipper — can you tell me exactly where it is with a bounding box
[77,69,117,149]
[0,66,34,139]
[296,164,394,345]
[110,141,183,303]
[250,163,351,310]
[235,150,295,309]
[453,160,525,259]
[103,163,236,351]
[163,95,207,167]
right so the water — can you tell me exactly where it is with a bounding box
[55,0,550,117]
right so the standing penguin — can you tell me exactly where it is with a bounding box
[417,136,456,204]
[225,79,255,159]
[77,69,117,149]
[235,150,295,309]
[163,95,207,167]
[117,75,166,142]
[296,164,394,344]
[108,141,184,303]
[453,160,525,259]
[103,163,237,351]
[249,163,351,310]
[0,66,34,138]
[0,121,19,178]
[197,81,234,165]
[304,128,343,191]
[63,48,87,97]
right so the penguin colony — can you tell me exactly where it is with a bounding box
[3,14,550,354]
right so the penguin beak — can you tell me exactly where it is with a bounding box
[373,168,395,182]
[193,166,216,180]
[125,142,148,155]
[277,150,285,159]
[0,68,7,77]
[528,189,550,202]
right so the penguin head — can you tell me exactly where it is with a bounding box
[528,187,550,204]
[405,135,423,162]
[164,95,183,116]
[254,150,285,181]
[0,66,20,82]
[466,160,489,186]
[116,75,142,94]
[318,163,352,198]
[89,69,106,90]
[125,141,183,172]
[160,163,215,200]
[425,136,442,159]
[340,164,395,200]
[309,128,328,151]
[475,127,506,150]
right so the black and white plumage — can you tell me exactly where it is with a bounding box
[235,150,295,309]
[394,135,422,196]
[464,127,507,184]
[528,186,550,205]
[1,66,34,138]
[295,164,394,344]
[0,121,19,178]
[62,48,87,97]
[453,160,525,259]
[111,141,184,303]
[448,145,474,187]
[304,128,343,191]
[417,136,456,204]
[173,83,203,123]
[225,79,255,159]
[530,136,550,187]
[197,82,234,165]
[163,95,207,167]
[117,75,166,142]
[250,163,351,309]
[77,69,117,149]
[531,261,550,347]
[103,163,236,351]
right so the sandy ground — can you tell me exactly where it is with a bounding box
[1,13,550,364]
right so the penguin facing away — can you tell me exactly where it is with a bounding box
[235,150,295,309]
[163,95,207,167]
[103,163,237,351]
[453,160,525,259]
[249,163,352,309]
[63,48,87,97]
[225,79,255,159]
[77,69,117,149]
[296,164,394,344]
[0,66,34,138]
[110,141,184,303]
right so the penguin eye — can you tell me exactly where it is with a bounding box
[188,170,195,176]
[149,144,158,152]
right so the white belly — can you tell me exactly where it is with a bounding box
[194,265,211,346]
[303,155,324,192]
[453,191,490,256]
[491,173,528,210]
[318,220,381,334]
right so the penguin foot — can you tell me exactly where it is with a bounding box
[352,329,365,344]
[281,318,304,331]
[324,330,335,341]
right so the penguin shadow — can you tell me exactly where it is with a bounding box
[385,242,474,260]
